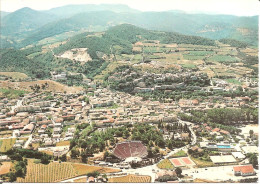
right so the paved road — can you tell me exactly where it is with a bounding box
[179,119,197,145]
[60,175,86,183]
[11,97,25,113]
[23,134,33,149]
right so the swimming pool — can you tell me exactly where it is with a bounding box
[217,145,231,149]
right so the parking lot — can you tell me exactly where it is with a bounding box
[182,165,258,182]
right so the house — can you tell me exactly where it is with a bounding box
[23,123,35,133]
[87,176,95,183]
[233,165,255,176]
[0,155,11,162]
[53,127,61,134]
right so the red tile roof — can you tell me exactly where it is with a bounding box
[233,165,255,174]
[212,128,220,132]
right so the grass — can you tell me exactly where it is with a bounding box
[0,138,16,152]
[183,55,205,60]
[94,103,119,109]
[72,163,120,175]
[171,150,187,158]
[190,157,214,168]
[108,175,151,183]
[186,51,214,56]
[225,78,242,85]
[0,88,27,99]
[181,64,197,68]
[56,141,70,147]
[157,159,174,170]
[0,72,28,80]
[208,55,238,63]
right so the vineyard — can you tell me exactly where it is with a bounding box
[72,163,121,175]
[108,174,151,183]
[16,160,121,182]
[16,161,77,182]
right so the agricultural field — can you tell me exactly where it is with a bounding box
[108,174,151,183]
[72,163,121,175]
[207,55,239,63]
[0,138,16,152]
[0,162,12,175]
[17,160,77,182]
[157,159,174,170]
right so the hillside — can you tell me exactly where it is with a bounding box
[1,7,58,37]
[0,80,83,93]
[0,24,257,85]
[0,6,258,48]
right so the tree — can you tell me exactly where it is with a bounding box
[41,155,50,164]
[15,166,24,177]
[175,167,182,177]
[9,172,17,182]
[71,148,80,159]
[104,151,109,160]
[248,153,258,169]
[60,154,67,162]
[249,130,254,138]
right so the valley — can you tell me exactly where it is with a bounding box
[0,3,258,183]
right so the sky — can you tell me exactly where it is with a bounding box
[1,0,259,16]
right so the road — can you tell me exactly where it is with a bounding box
[60,175,86,183]
[11,96,25,113]
[23,134,33,149]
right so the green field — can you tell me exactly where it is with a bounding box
[171,150,187,158]
[225,78,242,85]
[0,88,27,99]
[181,64,197,68]
[207,55,239,63]
[183,55,205,60]
[186,51,214,56]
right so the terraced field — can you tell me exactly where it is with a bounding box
[108,174,151,183]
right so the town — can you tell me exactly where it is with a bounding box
[0,73,258,182]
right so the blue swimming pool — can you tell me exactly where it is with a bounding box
[217,145,231,149]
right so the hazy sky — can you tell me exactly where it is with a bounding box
[1,0,259,16]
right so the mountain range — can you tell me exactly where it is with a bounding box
[0,4,258,48]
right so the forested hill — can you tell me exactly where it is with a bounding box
[0,7,58,36]
[0,24,216,80]
[53,24,216,58]
[0,5,258,48]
